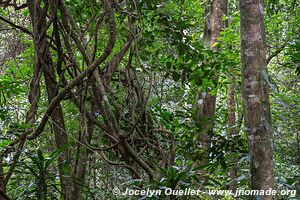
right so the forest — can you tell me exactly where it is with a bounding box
[0,0,299,199]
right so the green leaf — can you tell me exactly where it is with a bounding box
[45,142,72,169]
[0,140,10,148]
[37,150,44,161]
[172,71,181,81]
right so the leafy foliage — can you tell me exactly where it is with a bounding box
[0,0,299,199]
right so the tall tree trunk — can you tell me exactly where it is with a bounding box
[27,0,73,198]
[70,103,94,200]
[43,55,73,199]
[240,0,275,199]
[227,76,238,190]
[197,0,227,182]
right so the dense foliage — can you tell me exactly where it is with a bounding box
[0,0,299,199]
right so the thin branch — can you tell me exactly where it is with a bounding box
[267,44,287,64]
[0,15,32,35]
[26,0,117,140]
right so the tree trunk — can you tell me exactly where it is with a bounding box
[227,76,237,190]
[43,53,73,200]
[70,103,94,200]
[240,0,275,199]
[26,0,73,198]
[197,0,227,183]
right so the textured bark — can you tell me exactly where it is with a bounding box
[197,0,227,182]
[26,0,117,140]
[197,92,216,165]
[203,0,228,47]
[43,54,73,199]
[227,76,238,190]
[26,0,73,198]
[70,103,94,200]
[240,0,275,199]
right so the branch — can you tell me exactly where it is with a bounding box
[267,44,287,64]
[120,131,154,179]
[0,15,32,35]
[26,0,117,140]
[0,0,27,10]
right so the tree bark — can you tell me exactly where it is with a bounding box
[43,54,73,199]
[70,103,94,200]
[240,0,275,199]
[26,0,73,197]
[197,0,227,183]
[227,76,238,190]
